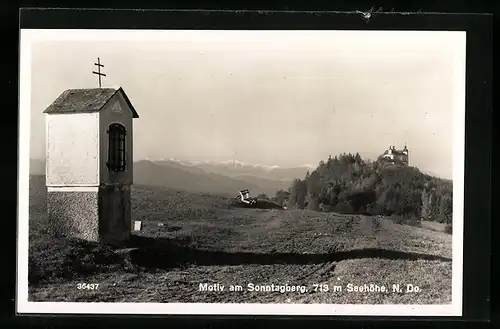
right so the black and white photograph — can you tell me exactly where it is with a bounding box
[18,29,465,316]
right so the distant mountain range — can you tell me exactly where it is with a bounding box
[156,159,312,181]
[29,158,310,197]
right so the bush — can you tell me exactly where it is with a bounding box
[257,194,269,200]
[335,201,354,214]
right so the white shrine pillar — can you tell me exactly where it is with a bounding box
[43,87,139,246]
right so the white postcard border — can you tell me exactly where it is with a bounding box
[17,29,466,316]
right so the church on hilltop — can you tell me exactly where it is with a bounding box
[378,145,409,166]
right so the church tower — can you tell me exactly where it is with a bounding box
[43,87,139,246]
[402,144,409,165]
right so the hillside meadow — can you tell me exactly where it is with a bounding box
[27,178,452,304]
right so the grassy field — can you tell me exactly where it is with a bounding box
[27,178,452,304]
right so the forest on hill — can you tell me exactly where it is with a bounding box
[268,153,453,228]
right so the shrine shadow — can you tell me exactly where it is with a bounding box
[126,235,452,271]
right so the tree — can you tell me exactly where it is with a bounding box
[439,194,453,225]
[354,152,362,163]
[421,189,432,220]
[296,179,307,209]
[274,190,290,207]
[287,179,301,208]
[306,193,320,211]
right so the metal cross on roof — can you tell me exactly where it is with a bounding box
[92,57,106,88]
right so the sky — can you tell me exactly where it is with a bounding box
[25,30,465,179]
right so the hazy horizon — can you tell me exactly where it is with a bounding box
[26,30,465,179]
